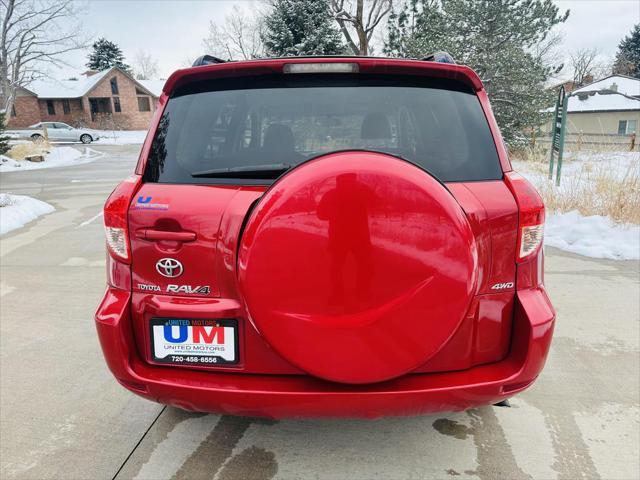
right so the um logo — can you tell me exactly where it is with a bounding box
[163,325,225,344]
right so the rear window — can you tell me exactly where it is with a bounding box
[144,75,501,184]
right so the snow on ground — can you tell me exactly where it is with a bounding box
[514,151,638,187]
[93,130,147,145]
[0,193,55,235]
[513,151,640,261]
[545,211,639,260]
[0,146,103,172]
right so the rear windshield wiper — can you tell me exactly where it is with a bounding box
[191,163,292,179]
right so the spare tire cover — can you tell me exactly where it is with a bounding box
[238,151,477,383]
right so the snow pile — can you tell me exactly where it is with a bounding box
[513,151,640,260]
[545,211,639,260]
[0,193,55,235]
[0,146,103,172]
[94,130,147,145]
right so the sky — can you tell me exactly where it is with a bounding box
[50,0,640,80]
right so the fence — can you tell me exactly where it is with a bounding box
[533,132,637,151]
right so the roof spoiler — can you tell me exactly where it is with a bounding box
[192,55,226,67]
[422,52,456,64]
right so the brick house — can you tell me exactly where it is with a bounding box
[7,66,163,130]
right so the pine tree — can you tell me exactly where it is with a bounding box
[613,24,640,78]
[86,38,132,73]
[0,110,11,155]
[262,0,346,57]
[385,0,569,146]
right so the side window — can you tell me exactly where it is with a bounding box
[110,77,119,95]
[239,110,256,149]
[618,120,627,135]
[46,100,55,115]
[113,97,121,113]
[137,97,151,112]
[62,99,70,114]
[206,102,236,158]
[618,120,637,135]
[172,95,240,169]
[397,107,419,155]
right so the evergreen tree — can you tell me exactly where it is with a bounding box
[385,0,569,146]
[613,24,640,78]
[262,0,346,57]
[0,110,11,155]
[86,38,132,73]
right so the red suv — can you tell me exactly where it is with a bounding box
[95,56,555,418]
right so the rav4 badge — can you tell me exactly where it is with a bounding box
[167,285,211,294]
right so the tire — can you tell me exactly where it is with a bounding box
[80,134,93,144]
[31,133,43,142]
[238,151,477,384]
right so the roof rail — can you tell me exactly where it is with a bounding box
[422,52,456,64]
[192,55,226,67]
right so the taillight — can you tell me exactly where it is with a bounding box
[519,224,544,258]
[103,175,141,263]
[504,172,545,262]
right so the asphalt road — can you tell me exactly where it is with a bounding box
[1,144,639,480]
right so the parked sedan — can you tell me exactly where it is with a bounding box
[13,122,101,144]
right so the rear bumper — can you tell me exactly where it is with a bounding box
[95,287,555,419]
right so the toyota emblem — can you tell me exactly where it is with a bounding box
[156,258,183,278]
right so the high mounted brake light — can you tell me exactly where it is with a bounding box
[283,63,359,74]
[103,175,141,263]
[504,172,545,262]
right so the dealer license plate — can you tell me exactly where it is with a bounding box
[150,318,238,365]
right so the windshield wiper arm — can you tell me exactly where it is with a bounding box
[191,163,292,179]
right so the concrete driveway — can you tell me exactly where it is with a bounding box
[1,145,638,480]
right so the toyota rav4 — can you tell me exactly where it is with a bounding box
[95,56,555,418]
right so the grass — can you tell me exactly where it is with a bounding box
[6,141,51,161]
[511,146,640,225]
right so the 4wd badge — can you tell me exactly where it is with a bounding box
[491,282,514,290]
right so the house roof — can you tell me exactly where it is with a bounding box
[566,75,640,113]
[28,66,160,99]
[30,69,111,98]
[572,75,639,97]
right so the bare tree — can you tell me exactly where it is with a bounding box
[0,0,86,114]
[202,5,264,60]
[568,48,611,87]
[330,0,392,55]
[133,50,159,80]
[569,48,601,87]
